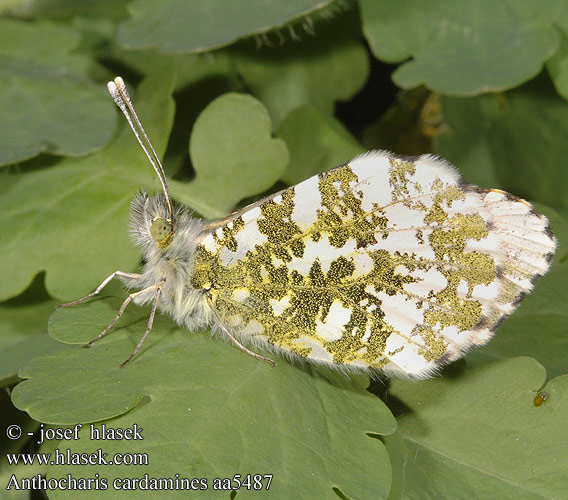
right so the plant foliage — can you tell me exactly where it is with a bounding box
[1,1,567,499]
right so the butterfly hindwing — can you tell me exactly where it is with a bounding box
[191,151,556,377]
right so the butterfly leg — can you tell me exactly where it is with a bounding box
[119,287,162,368]
[57,271,142,308]
[86,283,162,352]
[216,321,275,367]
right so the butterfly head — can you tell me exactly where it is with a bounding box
[129,191,177,253]
[150,217,173,247]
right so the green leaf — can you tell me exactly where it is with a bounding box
[0,77,290,302]
[432,92,501,188]
[434,77,568,212]
[3,0,130,20]
[116,0,337,53]
[277,104,365,185]
[360,0,560,95]
[385,358,568,500]
[0,277,67,386]
[172,93,289,218]
[111,49,237,93]
[0,72,176,302]
[12,298,396,500]
[546,7,568,100]
[233,9,369,126]
[0,18,117,166]
[0,389,41,499]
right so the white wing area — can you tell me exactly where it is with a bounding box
[192,151,556,378]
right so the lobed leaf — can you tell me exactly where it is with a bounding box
[277,104,364,185]
[116,0,338,53]
[0,279,65,386]
[360,0,560,95]
[13,298,396,499]
[0,73,175,301]
[434,77,568,212]
[174,93,289,218]
[0,19,116,166]
[233,8,369,127]
[0,75,288,301]
[545,4,568,100]
[385,358,568,500]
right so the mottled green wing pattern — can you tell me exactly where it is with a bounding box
[191,152,556,377]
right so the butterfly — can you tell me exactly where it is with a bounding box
[60,77,557,378]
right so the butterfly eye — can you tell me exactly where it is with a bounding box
[150,218,172,244]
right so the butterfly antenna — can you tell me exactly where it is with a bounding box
[107,76,174,222]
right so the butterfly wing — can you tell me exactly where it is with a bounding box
[191,151,556,377]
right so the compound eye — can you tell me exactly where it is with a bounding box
[150,217,172,243]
